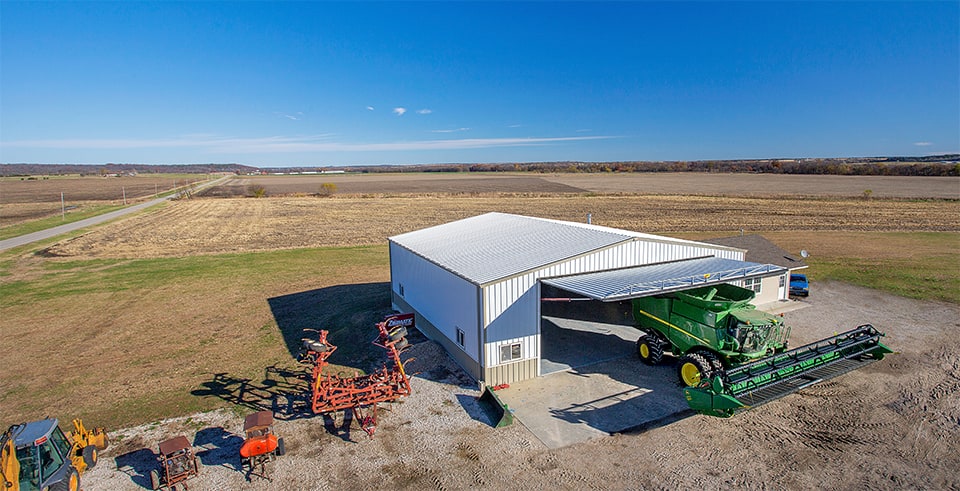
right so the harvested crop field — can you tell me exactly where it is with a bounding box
[0,174,212,225]
[205,172,960,198]
[43,194,960,258]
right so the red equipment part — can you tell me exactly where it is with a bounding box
[300,313,414,438]
[239,434,278,459]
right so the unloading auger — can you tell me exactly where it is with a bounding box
[683,324,892,417]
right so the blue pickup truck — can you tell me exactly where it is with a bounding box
[789,273,809,297]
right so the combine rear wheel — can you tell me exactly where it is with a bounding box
[637,335,665,365]
[677,353,711,387]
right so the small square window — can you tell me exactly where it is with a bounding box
[456,328,465,347]
[499,342,522,363]
[743,277,761,293]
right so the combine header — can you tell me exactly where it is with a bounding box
[632,283,892,417]
[299,313,414,437]
[684,324,892,417]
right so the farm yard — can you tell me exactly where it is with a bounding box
[1,172,958,490]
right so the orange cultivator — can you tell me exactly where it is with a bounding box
[299,313,414,438]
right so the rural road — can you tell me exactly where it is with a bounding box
[0,176,228,252]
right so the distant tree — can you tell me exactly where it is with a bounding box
[318,182,337,196]
[248,185,266,198]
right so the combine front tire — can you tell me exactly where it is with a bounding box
[701,351,724,374]
[677,353,712,387]
[637,336,665,365]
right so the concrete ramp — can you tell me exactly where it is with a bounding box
[494,317,693,448]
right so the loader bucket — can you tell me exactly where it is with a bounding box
[684,324,893,417]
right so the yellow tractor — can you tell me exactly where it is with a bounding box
[1,418,108,491]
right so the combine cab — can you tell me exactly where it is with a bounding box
[633,283,891,417]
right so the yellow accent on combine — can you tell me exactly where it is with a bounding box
[636,309,710,346]
[680,361,703,386]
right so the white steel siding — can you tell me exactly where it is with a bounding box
[390,243,481,363]
[481,238,744,373]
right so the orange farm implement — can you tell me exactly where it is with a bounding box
[299,313,414,438]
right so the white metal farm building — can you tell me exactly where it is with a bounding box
[389,213,786,386]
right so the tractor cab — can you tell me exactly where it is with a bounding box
[9,419,80,491]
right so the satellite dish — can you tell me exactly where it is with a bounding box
[800,250,809,258]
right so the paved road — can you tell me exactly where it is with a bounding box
[0,176,228,252]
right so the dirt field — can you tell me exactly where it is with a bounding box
[208,172,960,198]
[0,174,212,225]
[83,282,960,490]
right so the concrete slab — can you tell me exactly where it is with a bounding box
[495,317,693,449]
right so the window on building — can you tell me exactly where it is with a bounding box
[779,275,786,287]
[456,327,465,347]
[399,284,404,296]
[744,277,762,293]
[499,342,522,363]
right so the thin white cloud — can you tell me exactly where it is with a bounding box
[575,129,591,133]
[275,111,303,121]
[366,106,375,111]
[507,124,523,128]
[393,107,407,116]
[417,109,432,115]
[431,127,470,133]
[914,141,933,146]
[1,134,613,153]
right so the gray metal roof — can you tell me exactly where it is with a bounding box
[541,256,788,302]
[703,234,808,270]
[390,213,634,285]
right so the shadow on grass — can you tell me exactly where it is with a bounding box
[192,282,399,421]
[190,365,313,421]
[267,282,394,369]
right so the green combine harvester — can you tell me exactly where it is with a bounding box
[632,283,892,417]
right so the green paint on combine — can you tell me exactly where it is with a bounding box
[632,283,892,417]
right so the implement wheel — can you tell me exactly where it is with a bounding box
[82,445,98,469]
[637,336,664,365]
[677,353,711,387]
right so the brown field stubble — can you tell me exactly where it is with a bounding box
[42,194,960,258]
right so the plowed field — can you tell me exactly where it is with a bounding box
[44,194,960,258]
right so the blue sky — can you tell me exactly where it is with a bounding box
[1,1,957,167]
